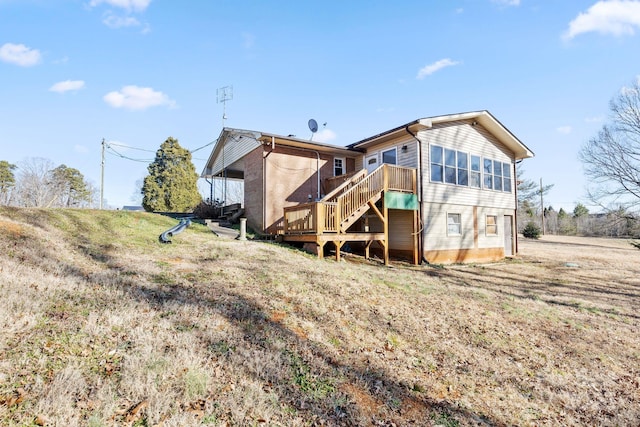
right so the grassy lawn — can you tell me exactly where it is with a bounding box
[0,207,639,426]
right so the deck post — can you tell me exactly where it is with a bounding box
[316,203,324,234]
[383,192,389,266]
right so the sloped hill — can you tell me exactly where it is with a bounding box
[0,207,639,426]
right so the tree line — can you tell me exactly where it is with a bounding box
[0,158,97,208]
[0,137,202,212]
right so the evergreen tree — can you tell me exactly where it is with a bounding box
[50,165,91,207]
[0,160,16,205]
[142,137,201,212]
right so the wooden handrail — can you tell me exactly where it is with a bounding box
[322,169,367,202]
[283,164,416,235]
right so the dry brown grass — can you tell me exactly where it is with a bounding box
[0,207,639,426]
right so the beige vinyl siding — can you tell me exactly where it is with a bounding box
[388,210,414,251]
[477,207,512,249]
[362,137,418,170]
[423,203,475,251]
[207,136,261,177]
[419,120,515,209]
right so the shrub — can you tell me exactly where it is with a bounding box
[523,221,541,239]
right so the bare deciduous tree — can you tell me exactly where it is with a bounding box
[15,157,57,207]
[580,79,640,212]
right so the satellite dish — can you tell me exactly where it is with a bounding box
[308,119,318,133]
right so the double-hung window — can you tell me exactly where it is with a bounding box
[334,157,344,176]
[483,159,493,189]
[457,151,468,186]
[447,213,462,235]
[444,149,457,184]
[470,155,481,188]
[430,145,443,182]
[486,215,498,235]
[503,162,512,192]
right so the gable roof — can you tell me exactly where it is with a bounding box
[349,110,534,160]
[201,127,356,178]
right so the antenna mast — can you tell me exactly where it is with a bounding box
[217,85,233,128]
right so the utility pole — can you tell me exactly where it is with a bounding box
[217,86,233,207]
[100,138,105,210]
[540,178,545,235]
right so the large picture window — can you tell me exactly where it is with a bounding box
[429,144,512,193]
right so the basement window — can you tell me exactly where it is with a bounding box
[486,215,498,235]
[447,213,462,236]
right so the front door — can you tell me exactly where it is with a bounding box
[504,215,513,256]
[365,153,378,174]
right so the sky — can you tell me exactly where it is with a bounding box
[1,0,640,211]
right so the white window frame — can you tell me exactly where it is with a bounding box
[486,215,498,236]
[447,213,462,236]
[381,147,397,165]
[334,157,345,177]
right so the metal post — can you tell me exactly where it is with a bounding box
[239,217,247,240]
[100,138,105,210]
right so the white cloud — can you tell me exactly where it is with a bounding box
[103,13,140,28]
[584,116,604,123]
[103,85,176,111]
[49,80,86,93]
[314,128,336,143]
[89,0,151,12]
[0,43,41,67]
[557,126,573,134]
[416,58,460,79]
[492,0,520,6]
[563,0,640,40]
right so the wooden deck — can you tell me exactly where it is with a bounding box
[282,164,418,265]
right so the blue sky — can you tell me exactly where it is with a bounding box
[1,0,640,210]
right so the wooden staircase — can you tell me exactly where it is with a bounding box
[282,164,417,265]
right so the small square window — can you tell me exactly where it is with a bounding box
[447,213,462,235]
[382,148,397,165]
[486,215,498,235]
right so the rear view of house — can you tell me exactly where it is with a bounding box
[201,110,534,264]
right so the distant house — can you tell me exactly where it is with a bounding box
[201,111,534,264]
[122,205,144,211]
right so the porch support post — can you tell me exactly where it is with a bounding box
[383,193,389,266]
[412,209,419,265]
[334,240,344,262]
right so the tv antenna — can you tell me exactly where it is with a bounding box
[308,118,318,141]
[217,85,233,128]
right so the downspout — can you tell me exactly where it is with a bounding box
[405,125,425,264]
[205,177,213,205]
[514,159,523,255]
[262,136,275,233]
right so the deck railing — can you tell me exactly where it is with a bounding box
[283,164,415,235]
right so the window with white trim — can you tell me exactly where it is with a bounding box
[382,148,397,165]
[486,215,498,235]
[430,145,443,182]
[447,213,462,235]
[503,162,512,192]
[334,157,345,176]
[470,155,481,188]
[429,144,512,193]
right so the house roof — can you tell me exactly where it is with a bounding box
[349,110,535,160]
[201,127,356,178]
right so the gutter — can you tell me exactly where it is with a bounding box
[405,125,425,264]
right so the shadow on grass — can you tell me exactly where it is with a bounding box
[108,276,495,425]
